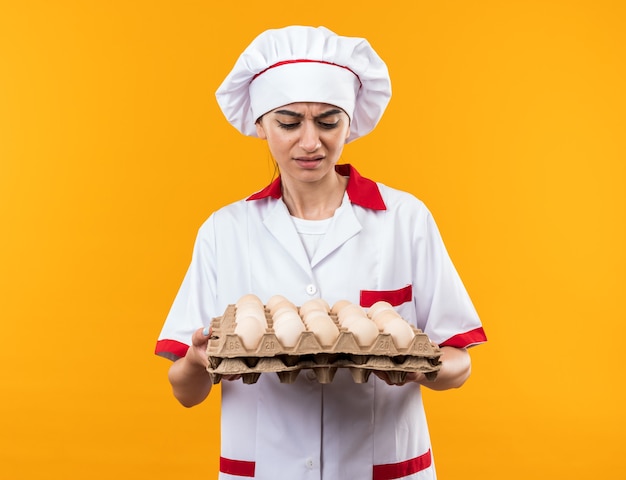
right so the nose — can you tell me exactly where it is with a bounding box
[299,122,321,152]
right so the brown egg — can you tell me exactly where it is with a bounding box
[266,295,293,313]
[299,299,325,318]
[235,304,268,327]
[331,299,352,315]
[299,299,330,318]
[302,309,331,325]
[337,304,367,322]
[235,294,264,308]
[274,316,305,348]
[314,298,331,311]
[272,305,300,326]
[347,317,380,347]
[371,309,401,330]
[272,309,303,330]
[383,318,416,349]
[367,300,394,319]
[234,315,265,350]
[305,314,339,346]
[338,313,365,329]
[269,300,297,317]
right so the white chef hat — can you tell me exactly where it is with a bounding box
[215,25,391,142]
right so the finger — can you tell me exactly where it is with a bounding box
[373,371,393,386]
[404,372,426,384]
[191,326,212,347]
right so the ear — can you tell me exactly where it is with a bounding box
[255,120,267,139]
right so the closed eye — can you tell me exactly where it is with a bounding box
[277,121,300,130]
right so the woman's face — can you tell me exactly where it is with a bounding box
[255,102,351,185]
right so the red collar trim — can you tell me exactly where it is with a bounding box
[246,164,386,211]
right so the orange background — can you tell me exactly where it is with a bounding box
[1,1,625,478]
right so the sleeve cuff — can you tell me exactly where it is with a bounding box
[154,339,190,361]
[439,327,487,348]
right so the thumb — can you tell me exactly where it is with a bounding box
[191,326,212,347]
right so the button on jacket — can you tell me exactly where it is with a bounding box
[156,164,487,480]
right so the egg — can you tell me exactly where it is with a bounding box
[234,315,266,350]
[383,318,415,349]
[236,303,265,315]
[338,313,365,329]
[337,304,367,322]
[272,306,300,326]
[269,300,297,317]
[266,295,294,313]
[274,316,306,348]
[371,309,401,330]
[299,298,330,317]
[331,299,352,315]
[236,304,267,326]
[367,300,394,319]
[305,314,339,346]
[272,309,303,330]
[235,294,264,308]
[314,298,331,311]
[302,309,331,325]
[298,302,323,319]
[346,317,380,347]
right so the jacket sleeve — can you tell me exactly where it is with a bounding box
[154,215,220,360]
[413,210,487,348]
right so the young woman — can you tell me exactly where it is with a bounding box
[156,25,486,480]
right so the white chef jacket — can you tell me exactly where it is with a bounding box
[156,164,486,480]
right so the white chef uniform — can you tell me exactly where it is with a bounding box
[156,164,487,480]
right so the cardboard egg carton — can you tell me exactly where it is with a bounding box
[206,304,442,385]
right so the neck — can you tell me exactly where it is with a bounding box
[281,171,347,220]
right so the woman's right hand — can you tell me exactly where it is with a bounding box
[167,327,214,407]
[187,327,242,381]
[185,326,213,369]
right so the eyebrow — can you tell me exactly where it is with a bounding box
[273,108,343,120]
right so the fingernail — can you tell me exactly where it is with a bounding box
[202,326,210,336]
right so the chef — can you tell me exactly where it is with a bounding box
[155,25,487,480]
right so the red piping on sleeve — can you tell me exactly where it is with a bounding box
[154,339,189,359]
[439,327,487,348]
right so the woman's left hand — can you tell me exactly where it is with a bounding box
[374,346,472,390]
[373,370,426,386]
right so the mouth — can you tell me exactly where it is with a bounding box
[294,156,324,169]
